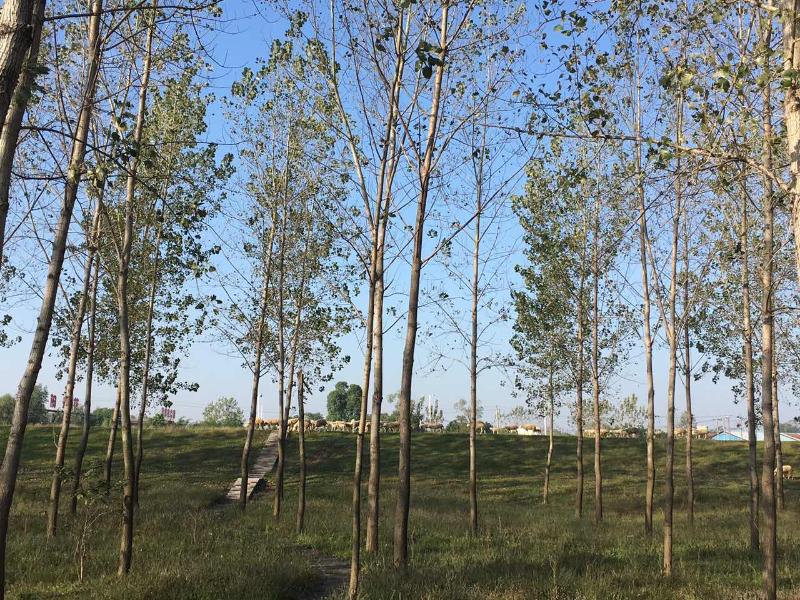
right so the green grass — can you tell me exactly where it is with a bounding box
[3,426,319,599]
[3,426,799,598]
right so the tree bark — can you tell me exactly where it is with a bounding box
[348,251,376,600]
[104,388,121,491]
[740,176,759,552]
[783,0,800,292]
[273,201,289,520]
[296,371,306,534]
[0,0,103,591]
[765,6,779,596]
[116,1,156,574]
[543,366,554,505]
[283,231,311,444]
[240,222,276,510]
[280,227,311,521]
[468,201,480,533]
[663,92,683,578]
[682,206,694,528]
[273,360,286,518]
[760,163,778,600]
[366,234,384,553]
[365,10,406,555]
[71,246,100,516]
[635,79,656,534]
[132,225,161,507]
[772,342,784,510]
[393,3,449,569]
[0,0,44,268]
[0,0,41,140]
[591,194,602,524]
[575,250,586,520]
[46,198,102,536]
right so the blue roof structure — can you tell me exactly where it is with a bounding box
[710,430,798,442]
[712,431,746,442]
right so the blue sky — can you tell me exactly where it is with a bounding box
[1,0,796,432]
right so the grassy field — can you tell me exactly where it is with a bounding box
[2,426,799,599]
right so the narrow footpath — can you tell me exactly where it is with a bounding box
[225,430,279,502]
[222,430,348,599]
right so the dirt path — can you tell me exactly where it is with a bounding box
[218,432,348,598]
[298,546,349,600]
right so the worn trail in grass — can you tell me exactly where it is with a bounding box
[2,426,799,599]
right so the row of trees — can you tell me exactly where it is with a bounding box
[511,3,800,599]
[0,0,234,593]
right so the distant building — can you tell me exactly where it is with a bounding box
[711,430,753,442]
[711,430,799,442]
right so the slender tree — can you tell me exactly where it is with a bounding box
[46,199,102,536]
[0,0,104,591]
[682,193,695,527]
[70,245,101,515]
[590,193,603,523]
[239,222,276,510]
[762,8,778,598]
[394,2,453,568]
[296,371,306,533]
[0,0,45,268]
[113,0,157,573]
[740,175,759,552]
[0,0,44,139]
[543,366,555,504]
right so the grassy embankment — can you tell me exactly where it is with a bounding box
[3,426,799,599]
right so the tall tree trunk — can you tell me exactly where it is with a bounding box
[280,230,311,520]
[468,202,480,533]
[543,365,554,505]
[467,98,488,533]
[0,0,44,267]
[117,2,156,574]
[591,194,602,524]
[347,252,376,600]
[393,3,449,569]
[663,92,683,578]
[575,262,586,519]
[0,0,103,592]
[240,223,276,510]
[133,225,161,507]
[765,6,779,597]
[116,240,135,577]
[635,81,656,534]
[71,247,100,516]
[273,362,286,518]
[783,0,800,291]
[366,234,384,553]
[682,211,694,527]
[272,204,289,520]
[104,389,121,490]
[104,389,121,491]
[760,157,778,600]
[296,371,306,534]
[772,340,784,510]
[46,199,102,536]
[365,10,406,555]
[741,177,759,552]
[0,0,41,139]
[283,232,311,438]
